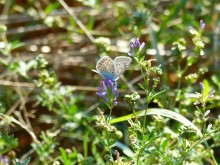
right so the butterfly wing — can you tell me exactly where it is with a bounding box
[113,56,132,78]
[96,56,116,81]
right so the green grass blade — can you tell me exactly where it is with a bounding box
[110,108,202,137]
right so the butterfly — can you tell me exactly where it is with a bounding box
[93,56,132,81]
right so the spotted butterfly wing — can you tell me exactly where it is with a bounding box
[95,56,116,81]
[113,56,132,78]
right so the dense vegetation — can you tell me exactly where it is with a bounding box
[0,0,220,164]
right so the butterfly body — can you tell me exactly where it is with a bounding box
[94,56,132,81]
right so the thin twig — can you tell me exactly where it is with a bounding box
[0,114,39,143]
[58,0,95,43]
[7,99,21,115]
[14,85,34,132]
[0,80,146,94]
[0,80,35,88]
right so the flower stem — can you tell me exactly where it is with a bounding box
[107,107,113,158]
[140,67,149,134]
[108,107,113,123]
[179,131,218,165]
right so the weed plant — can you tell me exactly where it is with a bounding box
[0,1,220,165]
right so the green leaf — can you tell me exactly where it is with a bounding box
[1,132,9,143]
[8,40,24,50]
[44,2,60,15]
[87,16,95,29]
[211,75,220,89]
[59,148,68,163]
[151,90,166,100]
[202,79,210,97]
[138,83,145,90]
[9,134,14,143]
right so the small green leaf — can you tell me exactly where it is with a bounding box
[202,79,210,97]
[138,83,145,90]
[151,90,166,99]
[211,75,220,89]
[44,2,60,15]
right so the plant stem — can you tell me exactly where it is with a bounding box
[107,107,113,158]
[135,67,150,165]
[132,107,138,123]
[179,132,218,165]
[140,67,149,134]
[108,107,113,124]
[172,62,182,110]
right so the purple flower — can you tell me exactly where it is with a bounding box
[199,82,204,91]
[96,79,119,108]
[200,20,205,29]
[130,42,135,50]
[0,155,9,165]
[135,38,141,47]
[208,90,215,98]
[198,82,215,98]
[128,38,145,56]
